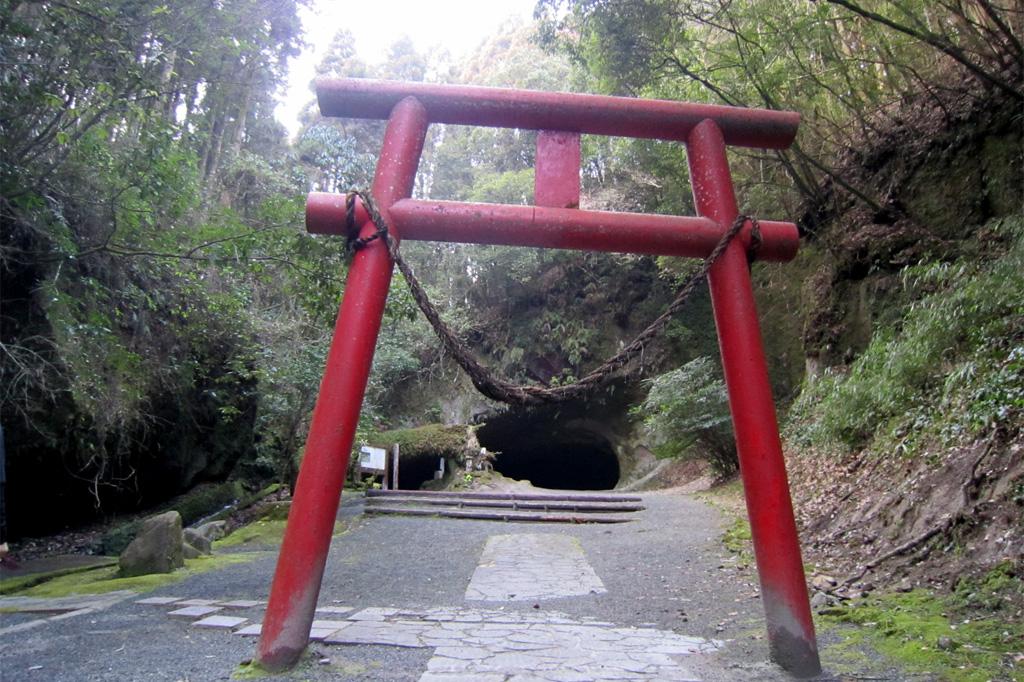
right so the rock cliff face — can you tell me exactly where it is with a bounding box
[1,240,260,539]
[796,89,1021,372]
[783,86,1023,587]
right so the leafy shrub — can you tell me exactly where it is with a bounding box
[788,216,1024,451]
[635,356,737,477]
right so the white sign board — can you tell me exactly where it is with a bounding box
[359,446,386,472]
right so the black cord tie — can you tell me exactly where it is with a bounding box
[343,191,386,253]
[747,217,762,266]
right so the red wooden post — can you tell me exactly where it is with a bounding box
[687,119,821,677]
[535,130,580,209]
[256,97,428,671]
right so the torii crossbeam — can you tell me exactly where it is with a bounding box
[257,78,821,678]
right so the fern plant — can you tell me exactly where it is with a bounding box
[635,356,737,477]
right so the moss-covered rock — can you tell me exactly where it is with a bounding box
[98,480,252,555]
[365,424,477,460]
[171,481,248,526]
[257,501,291,521]
[118,511,184,577]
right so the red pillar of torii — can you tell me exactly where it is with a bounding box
[257,79,821,678]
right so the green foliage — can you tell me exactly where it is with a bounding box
[468,168,536,205]
[0,0,317,528]
[538,0,1023,227]
[634,357,737,477]
[4,0,1018,548]
[170,482,249,526]
[788,216,1024,452]
[529,310,600,369]
[296,124,376,194]
[97,481,263,554]
[99,521,144,557]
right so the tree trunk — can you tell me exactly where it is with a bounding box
[228,61,257,160]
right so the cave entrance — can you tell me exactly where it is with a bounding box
[395,453,442,491]
[476,411,620,491]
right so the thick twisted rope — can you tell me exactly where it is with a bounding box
[345,191,759,407]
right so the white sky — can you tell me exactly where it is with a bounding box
[276,0,539,136]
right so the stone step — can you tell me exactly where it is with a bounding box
[364,489,642,503]
[364,496,644,514]
[363,505,637,524]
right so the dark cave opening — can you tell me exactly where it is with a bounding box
[476,410,621,491]
[396,453,443,491]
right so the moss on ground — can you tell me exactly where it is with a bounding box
[231,649,378,679]
[818,571,1024,682]
[0,558,119,595]
[2,554,257,598]
[720,516,753,565]
[702,478,1024,680]
[214,519,289,548]
[231,660,270,679]
[214,518,347,550]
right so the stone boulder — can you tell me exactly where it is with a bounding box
[183,528,212,555]
[182,542,203,560]
[118,511,184,577]
[192,520,227,543]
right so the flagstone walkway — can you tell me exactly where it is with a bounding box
[131,592,719,681]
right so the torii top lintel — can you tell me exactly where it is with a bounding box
[317,78,800,149]
[308,78,802,263]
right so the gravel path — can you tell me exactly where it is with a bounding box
[0,491,802,680]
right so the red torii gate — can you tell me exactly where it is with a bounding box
[257,79,821,678]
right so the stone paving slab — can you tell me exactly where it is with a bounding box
[349,606,400,620]
[314,605,353,614]
[167,605,222,618]
[0,591,135,613]
[465,534,606,602]
[309,626,344,641]
[193,615,248,629]
[312,619,351,629]
[0,591,136,637]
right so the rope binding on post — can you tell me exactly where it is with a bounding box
[342,190,760,407]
